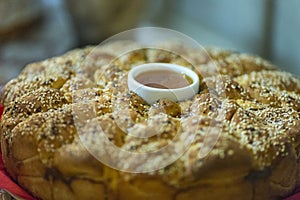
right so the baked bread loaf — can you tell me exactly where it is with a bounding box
[1,41,300,200]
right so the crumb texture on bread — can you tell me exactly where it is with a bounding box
[1,41,300,200]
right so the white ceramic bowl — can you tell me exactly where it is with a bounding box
[128,63,200,104]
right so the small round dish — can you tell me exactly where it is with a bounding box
[128,63,200,104]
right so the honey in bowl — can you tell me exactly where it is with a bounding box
[135,70,193,89]
[127,63,200,104]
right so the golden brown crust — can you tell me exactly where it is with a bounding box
[1,41,300,200]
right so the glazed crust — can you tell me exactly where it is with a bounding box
[1,41,300,200]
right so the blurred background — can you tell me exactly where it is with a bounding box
[0,0,299,85]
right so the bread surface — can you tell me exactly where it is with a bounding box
[1,41,300,200]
